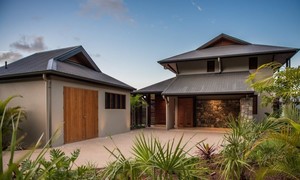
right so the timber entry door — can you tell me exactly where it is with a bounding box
[64,87,98,143]
[178,98,193,127]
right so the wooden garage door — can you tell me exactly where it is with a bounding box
[178,98,193,127]
[64,87,98,143]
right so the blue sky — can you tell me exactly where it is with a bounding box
[0,0,299,89]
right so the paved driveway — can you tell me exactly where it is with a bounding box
[3,127,227,169]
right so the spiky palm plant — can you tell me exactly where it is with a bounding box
[0,95,25,149]
[101,133,209,179]
[250,104,300,179]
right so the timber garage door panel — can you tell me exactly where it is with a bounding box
[64,87,98,143]
[178,98,193,127]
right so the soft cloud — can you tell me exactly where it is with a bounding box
[0,51,23,66]
[10,36,47,52]
[191,0,202,11]
[80,0,132,21]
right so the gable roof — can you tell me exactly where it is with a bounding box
[0,46,135,90]
[197,33,251,49]
[158,34,299,64]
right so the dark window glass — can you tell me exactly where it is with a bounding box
[117,95,121,109]
[105,93,110,109]
[249,57,258,70]
[105,92,126,109]
[121,95,126,109]
[253,95,257,114]
[207,61,215,72]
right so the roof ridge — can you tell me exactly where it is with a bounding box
[35,46,80,55]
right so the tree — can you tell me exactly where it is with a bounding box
[247,62,300,106]
[130,95,146,128]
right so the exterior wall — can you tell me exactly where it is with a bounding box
[50,77,131,146]
[177,59,218,74]
[240,97,253,120]
[166,97,175,130]
[255,95,272,121]
[0,80,47,147]
[176,54,274,74]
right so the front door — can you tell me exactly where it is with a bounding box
[178,98,193,127]
[64,87,98,143]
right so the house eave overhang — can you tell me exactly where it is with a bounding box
[0,71,135,91]
[132,90,163,95]
[162,91,255,96]
[158,49,299,65]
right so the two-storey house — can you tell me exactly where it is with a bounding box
[134,34,299,129]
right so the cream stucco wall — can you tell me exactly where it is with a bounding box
[0,80,47,147]
[176,54,275,75]
[50,77,131,146]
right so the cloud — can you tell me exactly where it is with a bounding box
[191,0,202,11]
[80,0,133,21]
[10,36,47,52]
[0,51,23,66]
[91,53,101,58]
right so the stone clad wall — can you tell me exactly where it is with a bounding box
[240,97,253,120]
[196,99,240,127]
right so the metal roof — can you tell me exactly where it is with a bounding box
[0,46,135,90]
[133,77,175,94]
[197,33,251,50]
[158,44,299,64]
[162,72,253,95]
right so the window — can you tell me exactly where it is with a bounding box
[207,61,215,72]
[105,92,126,109]
[253,95,257,114]
[249,57,258,70]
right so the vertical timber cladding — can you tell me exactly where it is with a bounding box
[64,87,98,143]
[154,94,166,125]
[178,98,193,127]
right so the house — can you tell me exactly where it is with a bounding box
[134,34,299,129]
[0,46,135,146]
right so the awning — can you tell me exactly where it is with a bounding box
[162,72,254,95]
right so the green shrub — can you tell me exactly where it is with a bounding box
[100,133,209,179]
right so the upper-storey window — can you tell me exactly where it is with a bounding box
[249,57,258,70]
[207,60,215,72]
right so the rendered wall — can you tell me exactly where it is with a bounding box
[0,80,47,147]
[176,54,274,75]
[50,77,131,146]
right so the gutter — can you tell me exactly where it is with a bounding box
[43,74,52,146]
[218,57,222,73]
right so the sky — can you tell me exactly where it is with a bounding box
[0,0,300,89]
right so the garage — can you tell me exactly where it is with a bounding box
[64,87,98,143]
[177,98,193,127]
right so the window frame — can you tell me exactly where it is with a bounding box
[105,92,126,109]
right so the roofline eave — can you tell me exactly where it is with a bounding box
[0,71,135,91]
[158,49,299,65]
[161,91,255,96]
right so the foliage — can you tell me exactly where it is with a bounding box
[248,104,300,179]
[100,133,209,179]
[220,115,283,179]
[247,62,300,106]
[20,148,98,179]
[0,95,25,149]
[0,96,98,179]
[196,142,216,161]
[130,94,146,110]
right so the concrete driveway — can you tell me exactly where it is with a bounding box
[3,127,227,169]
